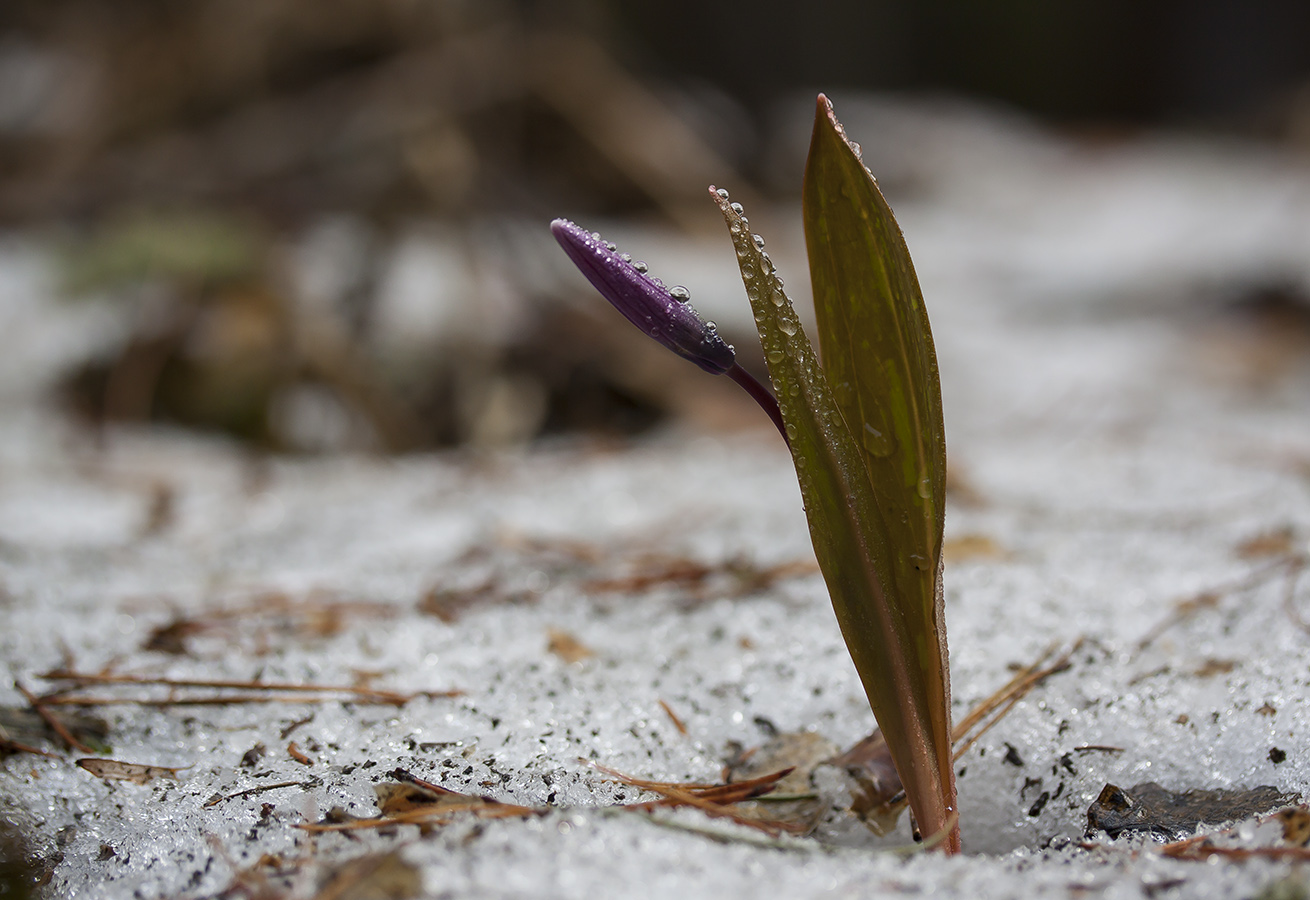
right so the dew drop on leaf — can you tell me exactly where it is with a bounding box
[862,422,894,458]
[779,318,797,336]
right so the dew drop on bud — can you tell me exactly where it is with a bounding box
[752,234,766,249]
[779,318,797,336]
[705,321,717,332]
[771,291,785,308]
[619,252,632,263]
[917,475,932,499]
[850,141,862,158]
[669,285,691,303]
[605,242,617,251]
[767,349,784,364]
[730,202,744,215]
[633,260,648,273]
[716,187,730,200]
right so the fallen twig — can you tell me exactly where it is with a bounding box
[36,670,458,708]
[204,780,315,807]
[15,680,96,753]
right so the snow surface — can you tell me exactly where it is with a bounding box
[4,99,1310,897]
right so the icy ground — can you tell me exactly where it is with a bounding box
[5,99,1310,897]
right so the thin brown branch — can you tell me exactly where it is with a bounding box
[658,700,688,735]
[1137,557,1297,652]
[15,680,96,753]
[0,736,59,759]
[952,640,1080,763]
[39,670,425,705]
[39,695,427,707]
[203,780,311,807]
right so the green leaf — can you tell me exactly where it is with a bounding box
[801,95,955,849]
[709,94,956,853]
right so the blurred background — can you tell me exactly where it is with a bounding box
[4,0,1310,453]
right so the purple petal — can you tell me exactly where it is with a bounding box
[551,219,736,375]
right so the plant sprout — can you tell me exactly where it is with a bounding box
[551,95,958,853]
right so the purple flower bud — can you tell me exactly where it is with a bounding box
[550,218,736,375]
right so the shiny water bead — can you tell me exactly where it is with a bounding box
[619,252,632,263]
[604,242,617,251]
[716,187,730,200]
[752,234,766,249]
[633,261,648,273]
[669,285,691,303]
[730,202,744,215]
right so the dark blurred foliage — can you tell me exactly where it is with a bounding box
[2,0,1308,451]
[609,0,1310,127]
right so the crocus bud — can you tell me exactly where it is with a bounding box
[550,218,736,375]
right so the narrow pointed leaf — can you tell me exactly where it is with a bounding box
[801,96,956,850]
[709,186,957,852]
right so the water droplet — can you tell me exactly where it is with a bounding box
[788,382,800,396]
[909,554,930,572]
[760,251,772,271]
[730,224,740,235]
[730,202,744,215]
[591,232,601,240]
[785,423,797,441]
[752,234,766,249]
[740,216,750,229]
[779,318,797,336]
[746,286,759,302]
[716,187,730,200]
[633,260,648,273]
[770,290,785,308]
[619,252,632,263]
[850,141,862,158]
[775,275,784,287]
[705,320,717,332]
[605,241,617,251]
[742,264,755,278]
[669,285,691,303]
[862,422,894,457]
[767,349,784,364]
[917,475,932,499]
